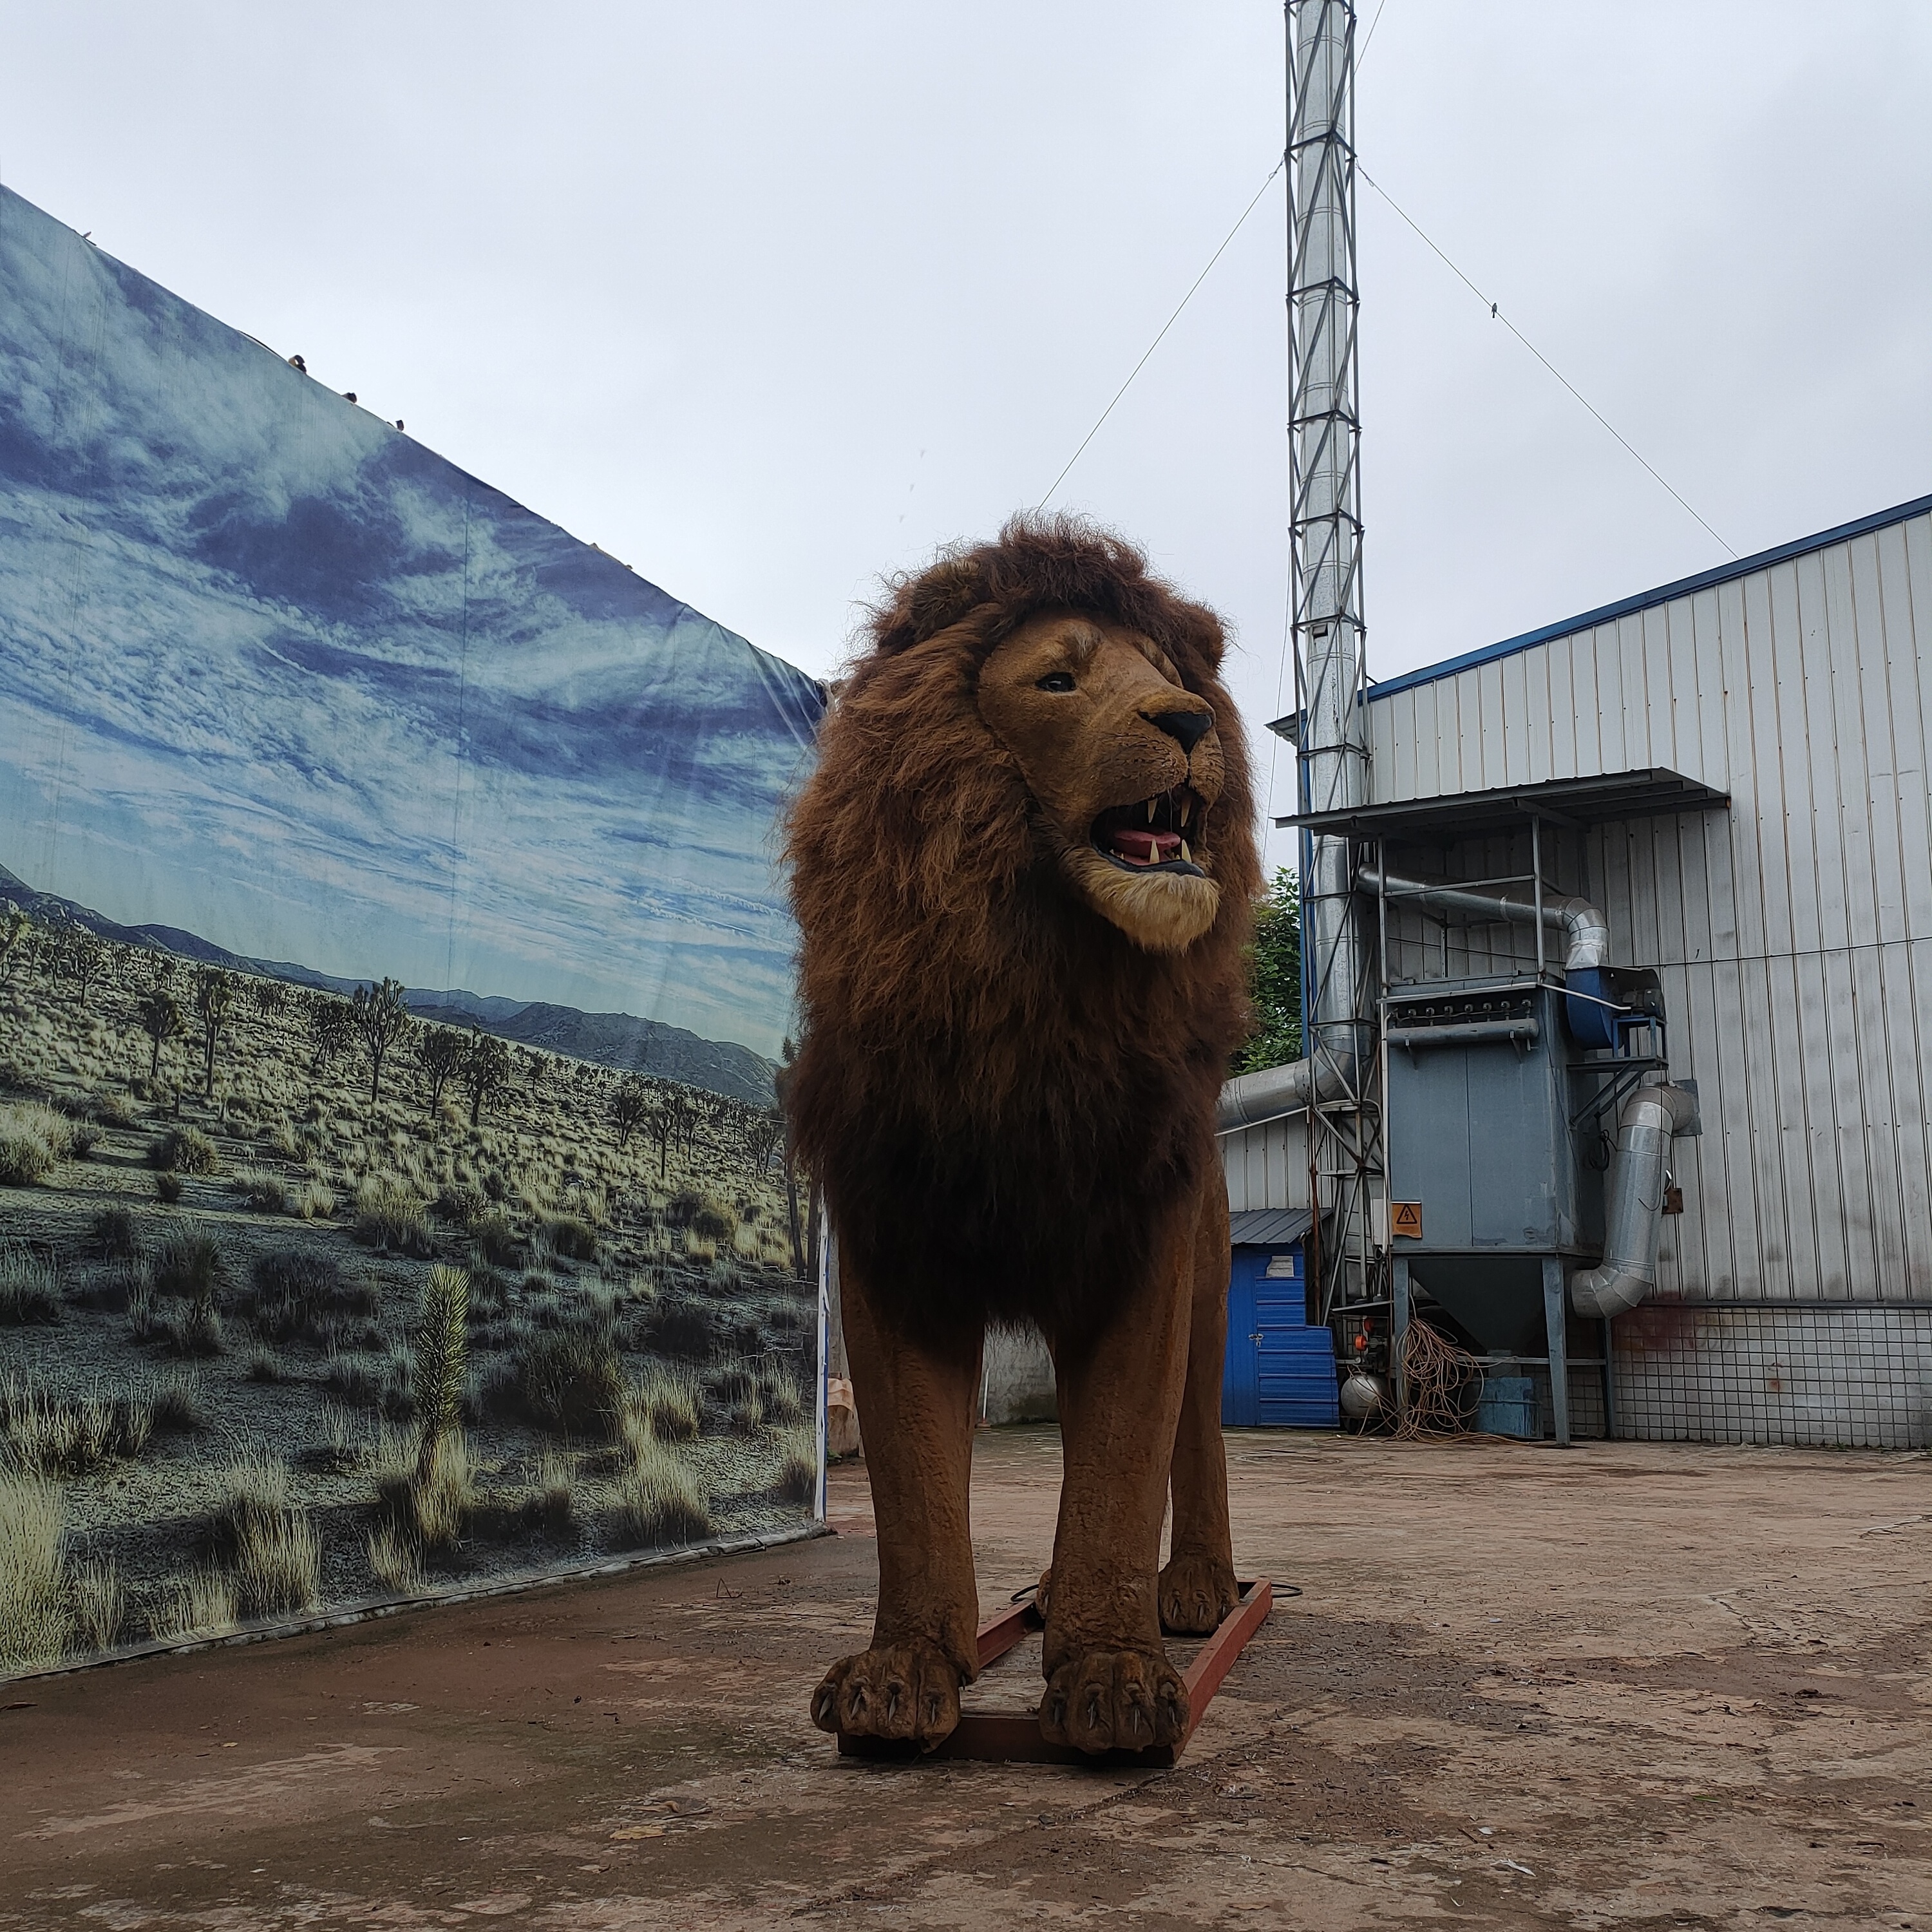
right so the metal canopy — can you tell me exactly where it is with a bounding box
[1229,1208,1314,1249]
[1272,767,1730,842]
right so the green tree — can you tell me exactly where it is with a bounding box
[137,989,184,1081]
[418,1026,467,1115]
[194,968,236,1098]
[461,1029,510,1126]
[1236,868,1303,1075]
[352,977,415,1103]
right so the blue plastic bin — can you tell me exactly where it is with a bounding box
[1473,1374,1539,1439]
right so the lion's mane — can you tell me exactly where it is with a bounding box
[786,516,1262,1350]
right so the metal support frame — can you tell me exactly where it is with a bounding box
[1390,1255,1410,1415]
[1567,1054,1671,1133]
[1533,816,1546,978]
[1541,1257,1572,1447]
[1289,0,1379,1333]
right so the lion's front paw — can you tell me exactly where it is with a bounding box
[810,1642,962,1749]
[1159,1551,1240,1636]
[1038,1648,1188,1755]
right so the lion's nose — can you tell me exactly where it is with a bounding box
[1146,708,1213,755]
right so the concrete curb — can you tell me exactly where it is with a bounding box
[2,1517,835,1689]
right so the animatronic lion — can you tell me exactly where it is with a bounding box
[786,515,1261,1756]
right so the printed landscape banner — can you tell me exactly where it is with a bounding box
[0,183,827,1675]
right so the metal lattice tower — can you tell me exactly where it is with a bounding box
[1287,0,1380,1319]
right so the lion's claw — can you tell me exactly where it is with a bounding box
[810,1642,962,1749]
[1038,1648,1188,1755]
[1159,1551,1240,1636]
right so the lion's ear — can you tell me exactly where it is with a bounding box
[874,557,988,656]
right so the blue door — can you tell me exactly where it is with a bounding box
[1223,1258,1260,1425]
[1221,1243,1338,1428]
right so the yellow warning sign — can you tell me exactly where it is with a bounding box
[1391,1201,1423,1240]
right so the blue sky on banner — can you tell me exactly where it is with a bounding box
[0,185,822,1059]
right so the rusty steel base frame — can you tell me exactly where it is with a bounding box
[837,1580,1274,1768]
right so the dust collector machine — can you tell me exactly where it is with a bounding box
[1369,867,1702,1443]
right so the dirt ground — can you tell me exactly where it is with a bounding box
[3,1426,1929,1930]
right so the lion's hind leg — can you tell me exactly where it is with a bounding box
[809,1247,980,1750]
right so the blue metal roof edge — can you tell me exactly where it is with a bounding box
[1365,488,1932,705]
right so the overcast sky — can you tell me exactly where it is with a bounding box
[4,2,1928,872]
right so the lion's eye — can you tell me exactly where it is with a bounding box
[1036,672,1076,694]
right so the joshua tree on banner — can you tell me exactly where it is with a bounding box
[137,989,184,1082]
[412,1264,469,1480]
[194,968,234,1098]
[776,1036,809,1279]
[307,992,354,1075]
[743,1101,783,1175]
[251,976,288,1027]
[418,1025,467,1115]
[462,1028,510,1126]
[0,907,32,985]
[649,1086,699,1182]
[62,932,107,1008]
[352,977,415,1103]
[611,1079,649,1150]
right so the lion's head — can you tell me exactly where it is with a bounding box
[975,609,1227,953]
[790,512,1256,962]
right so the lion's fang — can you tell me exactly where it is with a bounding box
[1181,840,1192,864]
[1180,797,1192,826]
[1146,799,1156,822]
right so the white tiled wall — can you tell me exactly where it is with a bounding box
[1611,1305,1932,1448]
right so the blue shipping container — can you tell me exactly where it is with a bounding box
[1221,1222,1338,1429]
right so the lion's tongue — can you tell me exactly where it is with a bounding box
[1110,829,1181,866]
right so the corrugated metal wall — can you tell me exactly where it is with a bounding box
[1221,1113,1311,1215]
[1367,506,1932,1312]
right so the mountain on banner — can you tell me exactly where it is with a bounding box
[0,863,777,1105]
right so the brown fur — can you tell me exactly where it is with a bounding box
[786,515,1260,1351]
[788,515,1260,1753]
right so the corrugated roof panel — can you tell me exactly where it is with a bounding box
[1229,1208,1313,1249]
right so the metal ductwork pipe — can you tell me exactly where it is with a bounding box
[1358,867,1609,972]
[1568,1083,1701,1319]
[1216,1052,1355,1134]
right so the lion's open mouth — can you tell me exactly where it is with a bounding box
[1091,788,1208,876]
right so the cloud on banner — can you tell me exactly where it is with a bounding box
[0,182,823,1060]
